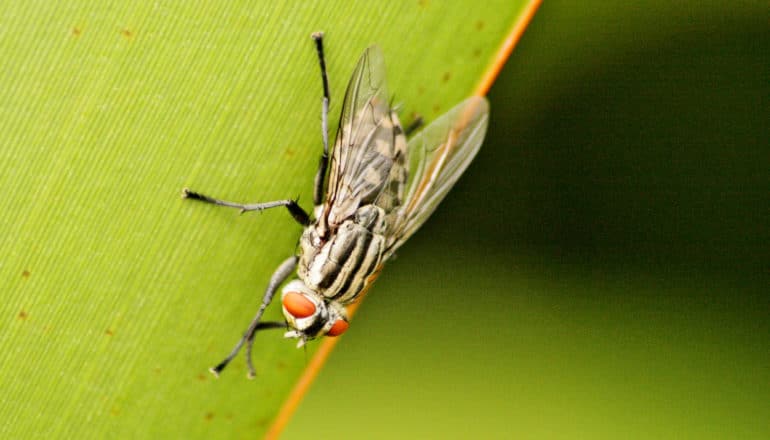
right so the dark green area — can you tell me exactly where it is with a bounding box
[286,2,769,438]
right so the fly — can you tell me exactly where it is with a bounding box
[183,32,489,378]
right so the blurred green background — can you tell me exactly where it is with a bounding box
[285,1,769,439]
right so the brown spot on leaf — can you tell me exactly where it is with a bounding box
[21,269,30,279]
[197,373,207,381]
[473,48,482,58]
[121,28,134,38]
[105,329,114,336]
[418,0,429,6]
[18,310,28,320]
[72,27,82,37]
[204,412,215,421]
[442,72,451,83]
[476,20,485,30]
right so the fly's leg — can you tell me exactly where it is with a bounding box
[186,33,330,222]
[311,31,331,208]
[210,255,298,378]
[404,115,424,136]
[182,188,310,226]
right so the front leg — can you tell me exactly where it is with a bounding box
[209,255,299,378]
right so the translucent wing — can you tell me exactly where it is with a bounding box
[321,46,406,232]
[385,96,489,255]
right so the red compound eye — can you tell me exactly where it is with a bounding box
[326,319,349,337]
[282,292,316,318]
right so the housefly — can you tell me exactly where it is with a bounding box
[183,32,489,378]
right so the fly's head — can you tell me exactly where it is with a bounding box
[280,279,349,347]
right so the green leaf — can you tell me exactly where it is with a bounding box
[0,1,536,438]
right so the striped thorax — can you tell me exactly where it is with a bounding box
[282,110,406,345]
[282,204,388,345]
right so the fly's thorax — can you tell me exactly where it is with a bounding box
[352,204,387,232]
[298,205,387,304]
[281,279,349,347]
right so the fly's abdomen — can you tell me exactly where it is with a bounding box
[300,205,386,304]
